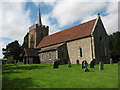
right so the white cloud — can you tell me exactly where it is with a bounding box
[42,14,60,34]
[31,0,118,35]
[102,12,118,34]
[0,2,31,58]
[52,1,108,27]
[1,2,32,44]
[0,0,27,2]
[50,1,118,35]
[101,2,118,34]
[31,0,57,7]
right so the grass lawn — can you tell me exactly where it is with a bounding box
[2,63,119,88]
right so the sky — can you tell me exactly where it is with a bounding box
[0,0,119,58]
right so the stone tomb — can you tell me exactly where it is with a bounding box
[99,62,104,70]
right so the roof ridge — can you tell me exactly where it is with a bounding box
[44,18,97,38]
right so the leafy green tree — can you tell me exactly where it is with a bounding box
[2,40,22,62]
[109,31,120,62]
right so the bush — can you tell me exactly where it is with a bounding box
[118,61,120,64]
[7,56,14,64]
[17,61,24,65]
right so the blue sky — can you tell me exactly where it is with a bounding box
[0,0,118,58]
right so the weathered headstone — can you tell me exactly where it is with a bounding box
[110,58,112,64]
[84,61,89,72]
[76,59,79,65]
[53,60,59,69]
[90,59,95,68]
[81,61,85,69]
[84,66,89,72]
[14,60,17,65]
[99,62,104,70]
[68,61,72,68]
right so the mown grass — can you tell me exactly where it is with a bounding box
[2,63,118,89]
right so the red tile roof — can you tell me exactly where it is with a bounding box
[37,18,97,48]
[24,48,39,56]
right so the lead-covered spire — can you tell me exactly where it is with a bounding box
[37,4,42,25]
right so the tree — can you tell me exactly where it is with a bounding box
[109,31,120,62]
[2,40,22,62]
[7,56,14,64]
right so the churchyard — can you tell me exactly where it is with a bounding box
[2,63,119,88]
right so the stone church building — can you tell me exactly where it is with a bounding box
[23,7,110,65]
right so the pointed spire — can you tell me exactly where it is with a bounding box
[37,4,42,25]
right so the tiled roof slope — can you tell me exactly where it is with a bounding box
[24,48,39,56]
[37,18,97,48]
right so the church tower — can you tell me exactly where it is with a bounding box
[28,6,49,48]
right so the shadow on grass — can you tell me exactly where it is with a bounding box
[3,65,47,70]
[3,71,21,74]
[118,63,120,90]
[2,64,15,67]
[2,77,35,89]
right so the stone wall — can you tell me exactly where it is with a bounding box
[67,37,92,64]
[39,50,56,64]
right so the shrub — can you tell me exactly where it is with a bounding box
[118,61,120,64]
[7,56,14,64]
[17,61,24,65]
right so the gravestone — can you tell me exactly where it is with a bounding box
[83,61,89,72]
[14,60,17,65]
[76,59,79,65]
[99,62,104,70]
[110,58,112,64]
[81,61,85,69]
[84,66,89,72]
[68,61,72,68]
[53,60,59,69]
[90,59,95,68]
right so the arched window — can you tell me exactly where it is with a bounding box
[49,53,51,60]
[99,36,103,42]
[61,49,65,59]
[41,54,44,61]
